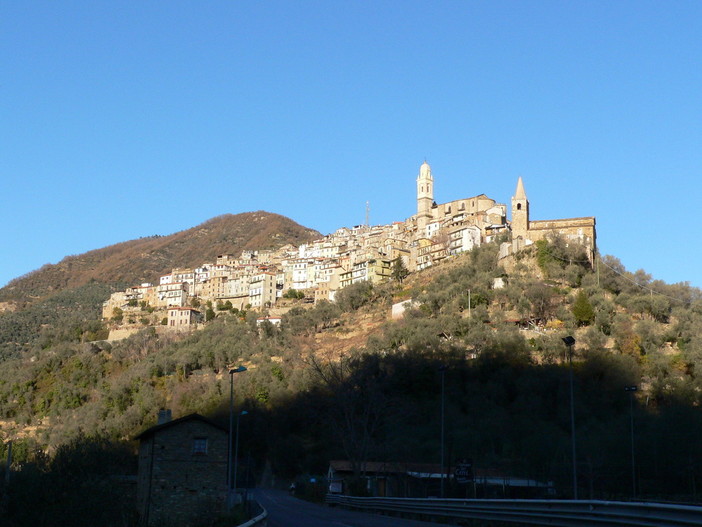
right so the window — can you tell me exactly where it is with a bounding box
[192,437,208,455]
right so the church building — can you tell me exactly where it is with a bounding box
[411,161,508,241]
[410,161,596,262]
[511,176,596,262]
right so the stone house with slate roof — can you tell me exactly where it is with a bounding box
[135,413,228,526]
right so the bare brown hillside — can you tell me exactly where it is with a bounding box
[0,211,321,305]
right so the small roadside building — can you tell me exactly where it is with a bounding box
[328,460,554,499]
[135,413,228,526]
[328,460,449,498]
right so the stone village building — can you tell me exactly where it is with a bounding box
[104,161,596,322]
[167,306,203,329]
[135,413,228,527]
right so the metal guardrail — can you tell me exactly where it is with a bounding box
[235,501,267,527]
[325,494,702,526]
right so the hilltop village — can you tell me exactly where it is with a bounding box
[102,162,596,330]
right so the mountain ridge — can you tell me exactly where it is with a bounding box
[0,211,321,306]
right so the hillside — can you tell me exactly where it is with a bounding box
[3,236,702,524]
[0,211,321,306]
[0,211,320,359]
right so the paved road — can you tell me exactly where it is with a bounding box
[254,489,450,527]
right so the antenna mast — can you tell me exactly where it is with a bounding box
[366,201,370,226]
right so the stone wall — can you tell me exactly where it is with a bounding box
[528,216,596,234]
[525,217,597,261]
[137,419,228,526]
[106,327,142,341]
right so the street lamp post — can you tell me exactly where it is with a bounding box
[625,385,638,498]
[562,336,578,500]
[233,410,248,500]
[227,366,247,505]
[439,365,447,498]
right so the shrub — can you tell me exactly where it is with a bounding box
[284,289,305,300]
[335,281,374,312]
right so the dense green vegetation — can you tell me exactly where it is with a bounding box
[0,281,120,360]
[2,237,702,525]
[2,435,136,526]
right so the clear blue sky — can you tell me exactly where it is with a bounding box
[2,1,701,289]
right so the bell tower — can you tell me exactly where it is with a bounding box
[511,176,529,239]
[417,161,434,231]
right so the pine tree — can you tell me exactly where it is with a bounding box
[572,289,595,326]
[391,257,409,283]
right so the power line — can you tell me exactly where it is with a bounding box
[596,257,695,305]
[544,249,699,306]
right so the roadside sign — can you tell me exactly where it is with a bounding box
[454,459,473,483]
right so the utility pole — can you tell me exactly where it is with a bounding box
[4,440,11,486]
[596,255,600,288]
[563,336,578,500]
[234,410,248,502]
[625,386,638,498]
[228,366,247,508]
[439,365,447,498]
